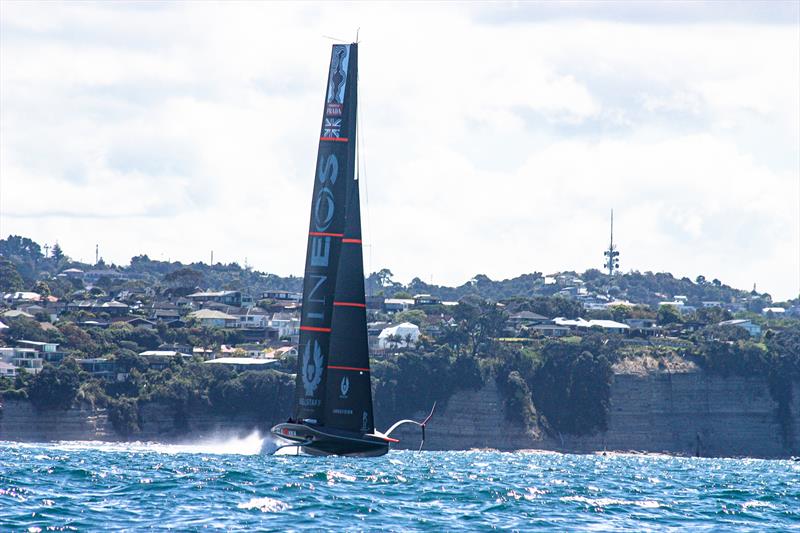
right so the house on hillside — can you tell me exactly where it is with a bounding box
[718,319,761,338]
[189,309,237,328]
[527,324,570,337]
[383,298,414,313]
[1,309,34,320]
[187,290,245,307]
[262,290,301,302]
[509,311,548,326]
[413,294,441,306]
[16,340,65,363]
[77,358,116,380]
[97,300,130,317]
[0,347,43,374]
[3,292,41,303]
[0,361,17,377]
[236,307,270,329]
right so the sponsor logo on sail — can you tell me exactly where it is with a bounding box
[302,339,324,397]
[361,411,369,432]
[323,118,342,137]
[340,376,350,398]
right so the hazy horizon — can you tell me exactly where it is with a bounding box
[1,1,798,299]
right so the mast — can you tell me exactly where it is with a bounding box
[293,43,358,424]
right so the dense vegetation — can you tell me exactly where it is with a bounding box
[1,235,798,445]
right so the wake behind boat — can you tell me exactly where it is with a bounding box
[268,42,432,457]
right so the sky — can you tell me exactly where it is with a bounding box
[1,1,798,299]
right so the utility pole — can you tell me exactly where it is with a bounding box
[603,209,620,276]
[44,244,50,258]
[210,250,214,265]
[95,244,99,265]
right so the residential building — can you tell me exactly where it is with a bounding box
[204,357,276,370]
[1,309,34,320]
[16,340,64,363]
[0,361,17,377]
[269,312,300,339]
[77,358,116,380]
[3,291,41,303]
[413,294,441,306]
[527,324,570,337]
[138,350,192,370]
[718,319,762,338]
[509,311,548,326]
[383,298,414,313]
[262,290,301,302]
[187,290,243,307]
[189,309,237,328]
[236,307,270,329]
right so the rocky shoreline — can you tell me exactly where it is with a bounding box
[2,370,798,458]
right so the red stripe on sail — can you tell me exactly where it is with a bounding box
[300,326,331,332]
[328,365,370,372]
[333,302,366,308]
[320,137,349,142]
[309,232,344,238]
[342,238,362,244]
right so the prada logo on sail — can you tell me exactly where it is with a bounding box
[301,340,323,399]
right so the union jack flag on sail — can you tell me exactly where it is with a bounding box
[323,118,342,138]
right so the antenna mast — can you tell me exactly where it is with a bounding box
[603,209,620,276]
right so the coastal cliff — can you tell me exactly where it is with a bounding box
[1,371,798,458]
[385,370,800,458]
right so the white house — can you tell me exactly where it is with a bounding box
[189,309,237,328]
[236,308,270,329]
[719,319,762,338]
[269,312,300,339]
[378,322,420,349]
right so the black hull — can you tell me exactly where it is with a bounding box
[271,422,389,458]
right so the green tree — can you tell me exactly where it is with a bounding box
[34,280,51,298]
[657,304,683,325]
[0,259,24,292]
[0,236,42,261]
[50,243,65,262]
[394,309,427,327]
[28,360,81,410]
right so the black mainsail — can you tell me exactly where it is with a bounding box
[292,43,358,425]
[270,43,432,457]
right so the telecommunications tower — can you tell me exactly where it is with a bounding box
[603,209,620,276]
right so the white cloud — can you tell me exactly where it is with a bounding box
[0,2,797,299]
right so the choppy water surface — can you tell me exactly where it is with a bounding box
[1,437,798,531]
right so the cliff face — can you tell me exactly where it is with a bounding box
[1,371,798,458]
[393,370,799,457]
[382,380,541,451]
[0,400,115,442]
[546,371,800,458]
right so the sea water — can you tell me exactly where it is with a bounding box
[1,437,798,531]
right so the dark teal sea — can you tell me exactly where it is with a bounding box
[1,437,798,531]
